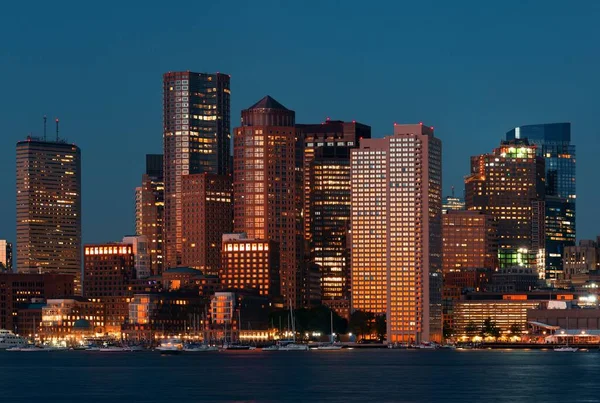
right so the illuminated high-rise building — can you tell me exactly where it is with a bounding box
[181,173,233,275]
[351,123,442,343]
[16,135,82,294]
[297,120,370,309]
[233,96,301,307]
[84,243,135,334]
[220,233,280,297]
[465,139,546,276]
[0,240,12,272]
[163,71,231,269]
[506,123,575,280]
[135,154,164,276]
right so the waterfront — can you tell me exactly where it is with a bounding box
[1,349,599,402]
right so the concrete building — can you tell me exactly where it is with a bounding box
[163,71,231,269]
[16,135,82,293]
[563,238,600,279]
[233,96,302,307]
[181,173,233,275]
[123,235,151,279]
[351,123,442,343]
[135,154,164,276]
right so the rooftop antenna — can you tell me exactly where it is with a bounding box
[55,118,59,141]
[43,115,47,141]
[451,186,455,198]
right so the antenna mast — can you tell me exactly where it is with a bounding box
[43,116,47,141]
[55,118,59,141]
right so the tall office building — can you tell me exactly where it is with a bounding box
[351,123,442,343]
[163,71,231,269]
[297,120,371,306]
[181,173,233,275]
[84,243,136,334]
[506,123,575,280]
[465,139,546,277]
[16,135,82,294]
[233,96,301,307]
[135,154,164,276]
[0,240,12,272]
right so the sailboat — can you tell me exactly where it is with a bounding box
[268,301,309,351]
[316,311,343,350]
[223,310,256,350]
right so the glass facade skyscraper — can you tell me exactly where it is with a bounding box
[506,123,575,280]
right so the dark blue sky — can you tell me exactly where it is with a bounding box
[1,1,599,244]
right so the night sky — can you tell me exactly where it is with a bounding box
[1,1,599,244]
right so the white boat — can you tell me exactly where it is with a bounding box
[316,344,343,350]
[277,341,310,351]
[416,342,438,349]
[184,344,218,352]
[0,330,28,350]
[316,312,343,350]
[554,346,578,352]
[124,345,145,352]
[98,346,130,352]
[262,344,280,351]
[157,338,184,354]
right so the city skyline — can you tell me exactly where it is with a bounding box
[1,2,599,247]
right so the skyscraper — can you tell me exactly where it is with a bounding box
[233,96,301,307]
[465,139,546,277]
[506,123,575,280]
[135,154,164,276]
[351,123,442,343]
[16,135,82,294]
[163,71,231,268]
[181,173,233,275]
[297,120,371,309]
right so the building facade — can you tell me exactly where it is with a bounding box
[181,173,233,275]
[220,234,280,297]
[122,235,151,279]
[83,243,136,334]
[563,239,600,279]
[233,96,301,307]
[351,123,443,343]
[506,123,576,280]
[298,120,370,307]
[0,273,74,333]
[163,71,231,269]
[442,210,498,273]
[16,136,82,293]
[465,139,546,276]
[135,154,164,276]
[0,240,12,272]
